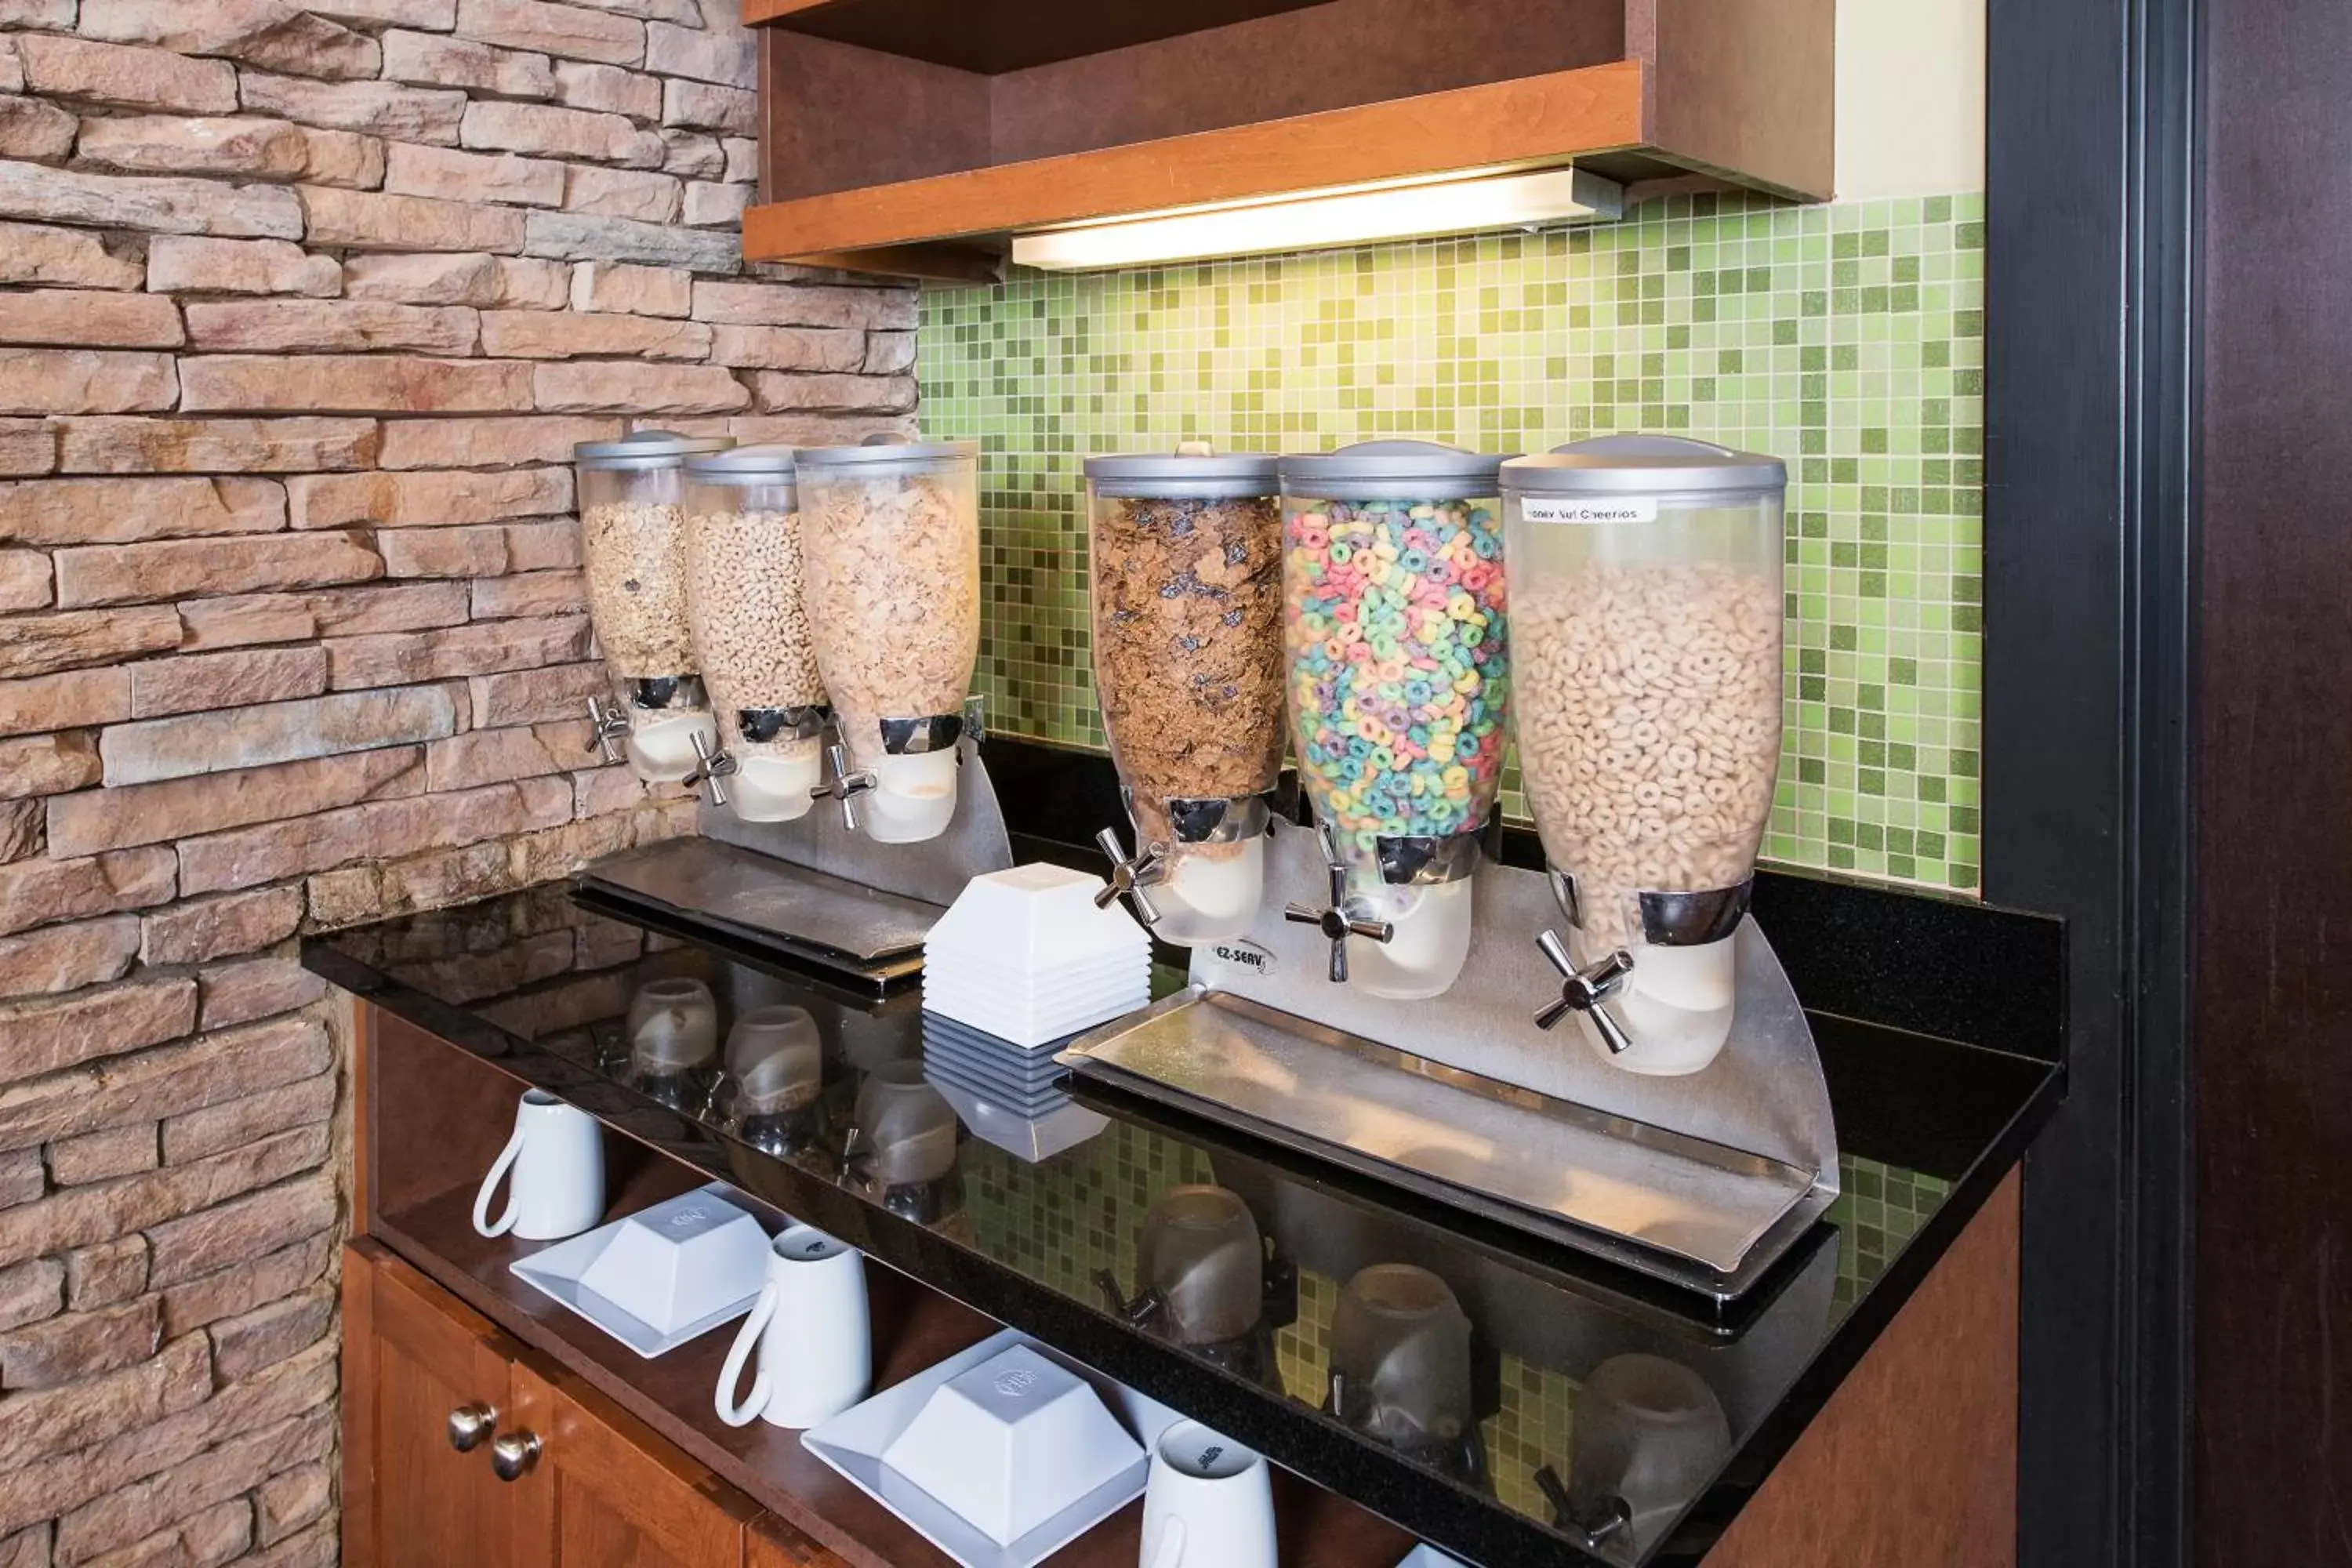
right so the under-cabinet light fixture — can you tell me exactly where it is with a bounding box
[1010,166,1624,273]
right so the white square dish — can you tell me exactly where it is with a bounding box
[510,1184,768,1359]
[880,1344,1142,1544]
[1397,1546,1473,1568]
[802,1328,1181,1568]
[925,865,1152,973]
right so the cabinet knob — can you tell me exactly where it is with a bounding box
[446,1403,498,1453]
[491,1429,542,1482]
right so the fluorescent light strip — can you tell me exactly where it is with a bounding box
[1011,168,1624,273]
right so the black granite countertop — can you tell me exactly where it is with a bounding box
[307,881,2060,1568]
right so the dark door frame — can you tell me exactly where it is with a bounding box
[1984,0,2198,1564]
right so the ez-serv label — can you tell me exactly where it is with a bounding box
[1521,496,1660,524]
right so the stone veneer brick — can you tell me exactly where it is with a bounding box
[0,0,920,1552]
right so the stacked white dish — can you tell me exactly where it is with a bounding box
[922,1011,1109,1162]
[920,1013,1075,1114]
[922,865,1152,1048]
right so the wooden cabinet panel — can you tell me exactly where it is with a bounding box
[505,1359,761,1568]
[1708,1170,2020,1568]
[345,1241,520,1568]
[747,1515,850,1568]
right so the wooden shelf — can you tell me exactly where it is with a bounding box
[742,0,1833,280]
[742,0,1341,75]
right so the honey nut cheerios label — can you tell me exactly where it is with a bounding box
[1520,496,1661,524]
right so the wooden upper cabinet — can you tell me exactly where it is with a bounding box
[741,0,1835,278]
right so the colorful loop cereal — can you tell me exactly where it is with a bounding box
[1279,441,1512,1000]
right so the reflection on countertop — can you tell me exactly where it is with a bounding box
[310,883,2059,1568]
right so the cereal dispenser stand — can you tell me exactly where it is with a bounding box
[680,445,827,824]
[566,436,1012,992]
[796,439,982,846]
[1059,436,1838,1303]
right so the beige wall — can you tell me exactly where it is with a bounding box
[1837,0,1987,198]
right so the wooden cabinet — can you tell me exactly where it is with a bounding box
[741,0,1836,278]
[343,1240,519,1568]
[343,1243,833,1568]
[503,1360,763,1568]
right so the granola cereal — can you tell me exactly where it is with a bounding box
[1091,492,1285,844]
[799,469,978,748]
[583,499,696,678]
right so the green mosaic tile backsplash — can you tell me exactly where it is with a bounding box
[918,190,1986,892]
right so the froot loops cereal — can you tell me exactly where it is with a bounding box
[1283,496,1509,849]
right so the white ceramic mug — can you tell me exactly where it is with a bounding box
[714,1225,871,1430]
[472,1090,604,1242]
[1138,1420,1277,1568]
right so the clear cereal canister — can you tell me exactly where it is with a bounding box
[794,438,981,844]
[1084,445,1284,946]
[574,430,734,783]
[1279,441,1510,1000]
[1501,434,1788,1076]
[681,445,827,823]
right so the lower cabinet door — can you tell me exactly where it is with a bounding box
[747,1515,851,1568]
[343,1242,521,1568]
[502,1359,760,1568]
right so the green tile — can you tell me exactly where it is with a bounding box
[920,191,1986,894]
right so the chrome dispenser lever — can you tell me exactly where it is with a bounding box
[809,742,877,832]
[1533,931,1635,1053]
[1285,855,1394,984]
[1534,1465,1632,1551]
[683,728,738,809]
[1093,826,1166,925]
[583,696,630,764]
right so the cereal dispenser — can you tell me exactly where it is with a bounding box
[1277,441,1509,999]
[575,430,731,783]
[1065,444,1838,1305]
[1083,446,1284,945]
[795,440,981,844]
[681,446,827,823]
[1501,436,1788,1075]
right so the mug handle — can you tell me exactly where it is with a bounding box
[470,1127,528,1238]
[1146,1515,1187,1568]
[714,1282,780,1428]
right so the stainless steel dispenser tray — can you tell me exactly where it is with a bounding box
[581,837,940,984]
[1062,989,1821,1294]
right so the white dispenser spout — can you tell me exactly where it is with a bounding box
[1604,938,1739,1075]
[1154,837,1267,943]
[626,707,719,785]
[860,749,960,843]
[1345,878,1475,1001]
[728,746,822,822]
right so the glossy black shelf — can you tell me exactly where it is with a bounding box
[308,875,2060,1568]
